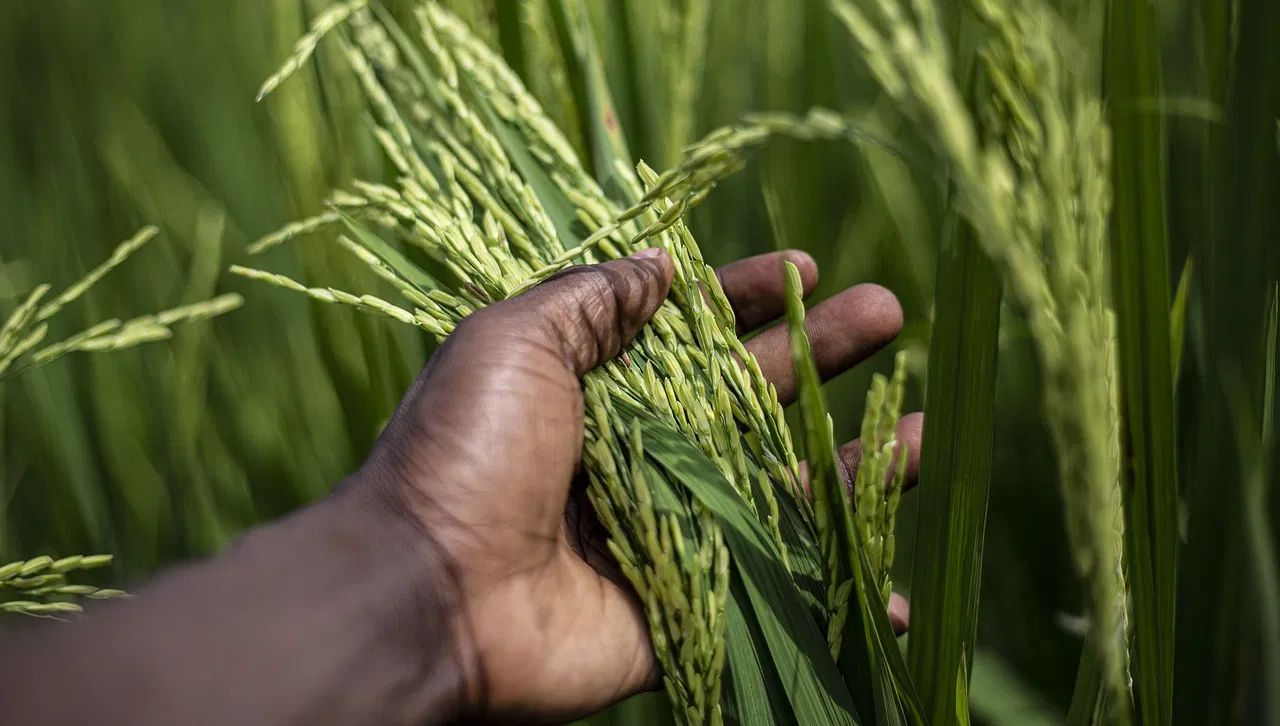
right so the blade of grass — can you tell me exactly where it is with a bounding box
[955,656,970,726]
[782,259,884,724]
[968,648,1062,726]
[905,215,1002,726]
[547,0,635,201]
[337,213,442,294]
[1244,285,1279,726]
[1175,0,1280,721]
[723,579,797,726]
[1065,632,1102,726]
[850,536,929,726]
[782,260,928,726]
[1171,256,1192,388]
[469,79,585,253]
[1105,0,1178,721]
[492,0,526,82]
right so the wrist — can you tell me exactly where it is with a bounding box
[311,483,481,725]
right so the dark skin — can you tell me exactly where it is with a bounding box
[0,248,923,726]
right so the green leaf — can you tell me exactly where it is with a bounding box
[1106,0,1178,721]
[546,0,635,201]
[781,260,926,726]
[1244,284,1280,726]
[1065,633,1102,726]
[781,260,876,719]
[723,578,797,726]
[968,648,1062,726]
[337,212,441,294]
[467,77,585,254]
[580,693,678,726]
[955,655,970,726]
[1171,256,1192,388]
[1175,0,1280,721]
[850,535,929,726]
[905,218,1001,726]
[493,0,527,83]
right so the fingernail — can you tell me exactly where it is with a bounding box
[632,247,666,260]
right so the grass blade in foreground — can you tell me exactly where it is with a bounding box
[906,219,1001,726]
[1175,0,1280,721]
[1105,0,1178,721]
[781,260,884,724]
[1244,286,1280,726]
[1171,257,1192,388]
[546,0,635,200]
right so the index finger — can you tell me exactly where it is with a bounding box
[714,250,819,334]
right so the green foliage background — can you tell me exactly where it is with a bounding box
[0,0,1275,723]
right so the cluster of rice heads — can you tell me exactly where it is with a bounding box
[0,227,243,382]
[244,2,912,723]
[0,555,126,618]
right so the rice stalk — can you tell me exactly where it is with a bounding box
[34,226,159,323]
[256,0,371,102]
[827,0,1131,717]
[0,229,243,382]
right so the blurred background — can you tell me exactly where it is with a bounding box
[1,0,1250,722]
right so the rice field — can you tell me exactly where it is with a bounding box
[0,0,1276,724]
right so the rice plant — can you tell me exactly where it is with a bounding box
[231,0,1280,723]
[0,226,241,616]
[0,227,243,382]
[3,0,1277,723]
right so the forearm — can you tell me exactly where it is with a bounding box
[0,490,470,726]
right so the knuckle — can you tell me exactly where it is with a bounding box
[556,268,622,370]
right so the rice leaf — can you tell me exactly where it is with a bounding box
[467,76,585,254]
[1175,0,1280,720]
[781,260,875,717]
[547,0,635,201]
[723,580,795,726]
[954,656,970,726]
[781,260,927,726]
[968,649,1061,726]
[1065,633,1102,726]
[1106,0,1178,721]
[1245,284,1280,726]
[492,0,526,81]
[1170,256,1192,387]
[337,212,443,294]
[905,218,1001,726]
[851,537,928,726]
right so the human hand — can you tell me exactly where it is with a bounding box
[344,248,923,723]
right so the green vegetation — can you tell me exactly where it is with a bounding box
[1,0,1277,724]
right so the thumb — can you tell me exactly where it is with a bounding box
[489,247,674,376]
[373,247,673,489]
